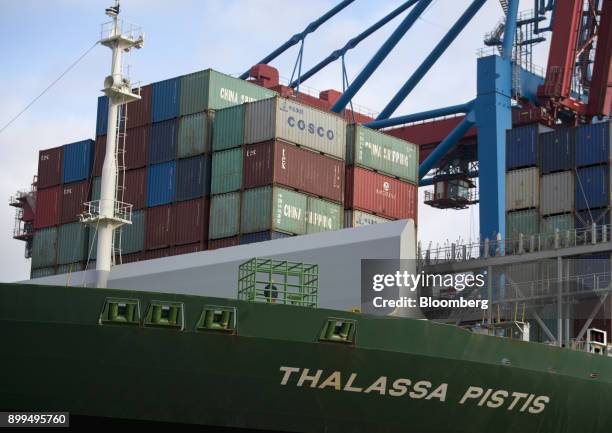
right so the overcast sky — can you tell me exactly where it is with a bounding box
[0,0,550,281]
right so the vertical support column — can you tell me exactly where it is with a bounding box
[487,265,493,324]
[557,256,563,346]
[564,261,570,347]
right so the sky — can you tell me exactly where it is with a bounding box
[0,0,551,282]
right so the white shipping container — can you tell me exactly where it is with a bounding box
[344,210,391,228]
[506,167,539,211]
[244,96,346,159]
[540,171,574,216]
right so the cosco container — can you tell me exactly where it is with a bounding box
[243,140,344,203]
[149,119,178,164]
[125,84,151,129]
[346,124,418,183]
[240,231,291,245]
[60,180,90,224]
[541,214,574,234]
[241,186,307,235]
[540,171,574,215]
[57,222,88,265]
[96,96,108,136]
[211,148,242,194]
[37,146,63,188]
[212,105,245,151]
[344,210,391,228]
[575,208,610,229]
[93,135,105,177]
[147,161,176,207]
[345,167,418,221]
[33,186,61,229]
[31,267,56,279]
[90,210,145,259]
[180,69,276,116]
[539,128,574,174]
[575,165,609,210]
[173,198,209,245]
[506,209,540,237]
[145,204,174,250]
[178,111,210,158]
[575,121,611,167]
[31,227,58,269]
[176,155,210,201]
[245,96,346,159]
[306,196,342,234]
[125,125,149,169]
[62,139,94,183]
[208,236,240,250]
[151,77,180,122]
[123,168,147,210]
[209,192,240,239]
[505,167,539,211]
[506,124,550,169]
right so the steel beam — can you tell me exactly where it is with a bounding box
[366,100,473,129]
[419,170,478,187]
[502,0,520,60]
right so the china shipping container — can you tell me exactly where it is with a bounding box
[575,208,610,229]
[96,95,108,136]
[37,146,63,188]
[93,135,106,177]
[575,165,609,210]
[60,180,90,224]
[178,111,211,158]
[173,198,209,245]
[149,118,178,164]
[57,222,89,265]
[540,171,574,216]
[212,105,245,151]
[176,155,211,201]
[147,161,176,207]
[125,125,149,169]
[180,69,277,116]
[145,204,174,250]
[306,196,343,234]
[345,167,418,221]
[209,192,240,239]
[346,124,418,183]
[89,210,145,259]
[31,227,57,269]
[240,231,291,244]
[125,84,152,129]
[31,267,56,279]
[541,213,574,234]
[505,167,539,211]
[211,148,242,194]
[151,77,181,122]
[344,210,391,228]
[33,186,61,229]
[172,242,205,255]
[241,186,307,235]
[506,209,540,237]
[62,139,94,183]
[243,140,344,203]
[245,96,347,159]
[506,124,550,169]
[575,121,611,167]
[538,128,574,174]
[208,236,240,250]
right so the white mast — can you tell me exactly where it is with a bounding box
[80,1,144,288]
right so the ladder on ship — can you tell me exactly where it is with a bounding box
[112,103,128,265]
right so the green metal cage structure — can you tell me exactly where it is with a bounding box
[238,258,318,307]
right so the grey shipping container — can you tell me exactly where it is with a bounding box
[57,262,84,275]
[505,167,539,211]
[31,267,56,279]
[57,222,89,265]
[209,192,241,239]
[245,96,346,159]
[211,148,242,194]
[31,227,58,269]
[540,171,575,216]
[344,210,391,227]
[541,214,574,234]
[506,209,540,238]
[212,104,245,151]
[178,111,211,158]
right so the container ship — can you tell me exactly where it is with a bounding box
[3,0,612,431]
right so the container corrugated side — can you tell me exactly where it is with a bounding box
[37,146,63,188]
[306,196,342,234]
[506,209,540,237]
[505,124,550,169]
[145,204,174,250]
[212,105,245,151]
[575,121,611,167]
[208,236,240,250]
[172,242,205,255]
[344,210,391,227]
[151,77,181,122]
[245,97,346,159]
[62,139,94,183]
[240,231,291,245]
[125,125,149,169]
[241,186,308,235]
[89,209,145,259]
[173,198,209,245]
[147,161,176,207]
[209,192,240,239]
[96,96,108,136]
[149,119,178,164]
[211,148,242,194]
[124,168,147,210]
[177,155,210,201]
[60,180,90,224]
[539,128,574,173]
[31,267,56,279]
[93,136,105,177]
[56,262,84,275]
[575,165,609,210]
[505,167,539,211]
[57,222,88,265]
[31,227,57,269]
[540,171,574,215]
[541,214,574,233]
[178,111,210,158]
[33,186,61,229]
[125,84,151,129]
[575,208,610,229]
[346,124,418,183]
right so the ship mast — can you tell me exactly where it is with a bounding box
[80,1,144,288]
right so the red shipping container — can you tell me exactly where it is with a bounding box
[244,140,344,203]
[144,248,173,260]
[345,167,417,221]
[173,198,209,246]
[34,186,61,229]
[125,85,152,129]
[208,237,239,250]
[121,251,146,264]
[124,125,149,169]
[172,242,205,255]
[37,146,63,188]
[145,204,174,250]
[122,168,147,210]
[93,135,106,177]
[60,180,90,224]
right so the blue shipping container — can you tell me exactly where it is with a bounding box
[506,125,537,169]
[539,128,574,173]
[147,161,176,207]
[151,77,181,123]
[575,208,610,229]
[176,155,211,201]
[575,165,609,210]
[240,231,292,245]
[96,96,108,136]
[62,139,94,184]
[149,119,178,164]
[575,121,611,167]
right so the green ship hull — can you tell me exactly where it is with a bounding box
[1,283,611,432]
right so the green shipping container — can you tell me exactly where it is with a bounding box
[179,69,277,116]
[541,214,574,234]
[211,148,242,194]
[30,267,56,279]
[241,186,307,235]
[346,124,418,183]
[57,222,89,265]
[32,227,58,269]
[213,105,245,151]
[57,262,84,275]
[306,197,343,234]
[506,209,540,238]
[209,192,241,239]
[89,210,145,259]
[92,177,101,201]
[178,111,210,158]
